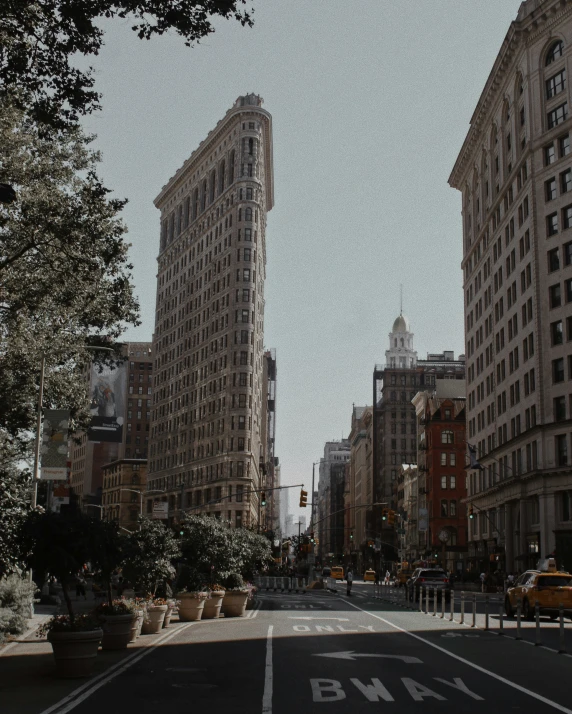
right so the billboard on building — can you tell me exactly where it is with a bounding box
[87,361,125,443]
[40,409,70,480]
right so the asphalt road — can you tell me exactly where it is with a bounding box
[45,587,572,714]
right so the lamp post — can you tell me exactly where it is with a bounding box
[84,503,104,519]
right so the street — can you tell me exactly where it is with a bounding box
[12,585,572,714]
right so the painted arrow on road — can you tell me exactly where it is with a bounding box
[314,651,422,663]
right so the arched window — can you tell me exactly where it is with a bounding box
[201,180,207,211]
[546,40,564,66]
[441,430,454,444]
[245,207,253,221]
[209,170,216,204]
[219,160,226,194]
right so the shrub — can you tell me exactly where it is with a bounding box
[0,574,35,643]
[224,573,245,591]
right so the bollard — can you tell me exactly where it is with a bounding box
[472,594,477,627]
[460,592,465,625]
[450,591,455,621]
[559,604,566,654]
[485,595,489,630]
[535,601,541,646]
[433,588,437,616]
[441,589,446,619]
[516,599,522,640]
[419,587,423,612]
[425,586,429,614]
[498,601,504,635]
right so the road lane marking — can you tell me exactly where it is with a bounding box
[435,677,484,700]
[340,597,572,714]
[288,617,349,621]
[350,678,394,702]
[262,625,273,714]
[314,651,422,663]
[311,679,346,702]
[39,623,195,714]
[402,678,446,701]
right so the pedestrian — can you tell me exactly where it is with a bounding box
[75,572,87,600]
[479,571,486,593]
[374,570,379,586]
[346,569,353,596]
[385,569,390,585]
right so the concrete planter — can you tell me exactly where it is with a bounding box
[101,613,137,650]
[129,610,144,642]
[221,590,249,618]
[48,629,103,678]
[202,591,225,619]
[162,600,176,628]
[141,604,167,634]
[177,593,206,622]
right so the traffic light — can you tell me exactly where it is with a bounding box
[350,531,354,540]
[261,491,267,506]
[310,531,315,543]
[382,508,388,521]
[387,510,396,527]
[468,506,474,519]
[299,489,308,507]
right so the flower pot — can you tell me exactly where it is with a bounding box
[129,610,144,642]
[141,604,167,634]
[177,593,206,622]
[101,613,137,650]
[202,591,225,619]
[163,600,176,628]
[48,629,103,678]
[221,590,249,618]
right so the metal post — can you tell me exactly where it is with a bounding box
[31,355,46,509]
[450,591,454,621]
[535,601,541,646]
[441,589,446,618]
[419,587,423,612]
[484,595,489,630]
[498,601,504,635]
[433,588,437,616]
[425,586,429,614]
[460,592,465,625]
[472,594,476,627]
[559,603,566,654]
[516,599,522,640]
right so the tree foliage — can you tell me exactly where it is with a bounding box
[122,517,180,596]
[0,0,254,128]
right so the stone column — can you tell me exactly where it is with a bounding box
[539,492,556,559]
[505,503,514,572]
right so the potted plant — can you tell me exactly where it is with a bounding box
[221,573,250,618]
[141,596,168,634]
[174,566,207,622]
[23,511,104,677]
[162,597,178,627]
[202,581,226,619]
[93,598,137,650]
[129,597,146,642]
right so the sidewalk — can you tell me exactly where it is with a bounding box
[0,591,186,714]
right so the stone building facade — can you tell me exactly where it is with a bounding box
[147,95,274,529]
[449,0,572,572]
[102,459,148,532]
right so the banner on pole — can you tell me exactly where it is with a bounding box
[40,409,70,480]
[87,361,126,443]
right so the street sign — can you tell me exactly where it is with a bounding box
[152,502,168,519]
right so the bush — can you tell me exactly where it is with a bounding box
[224,573,245,591]
[0,574,35,643]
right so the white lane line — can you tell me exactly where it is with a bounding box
[340,598,572,714]
[39,623,194,714]
[262,625,273,714]
[250,601,262,619]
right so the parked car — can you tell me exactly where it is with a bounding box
[505,560,572,619]
[407,568,451,601]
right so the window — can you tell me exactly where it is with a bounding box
[560,134,571,156]
[553,357,565,383]
[547,212,559,235]
[546,177,557,201]
[441,476,447,489]
[549,247,561,272]
[564,205,572,230]
[450,500,457,517]
[552,320,564,345]
[545,143,556,165]
[450,475,456,489]
[556,434,568,466]
[441,453,447,466]
[549,103,568,129]
[441,430,454,444]
[547,40,564,66]
[550,283,562,308]
[546,70,566,99]
[566,278,572,303]
[562,169,572,193]
[565,241,572,265]
[554,396,567,421]
[441,500,448,517]
[450,453,456,467]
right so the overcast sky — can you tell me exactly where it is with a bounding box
[82,1,521,523]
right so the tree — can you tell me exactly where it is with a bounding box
[89,519,126,606]
[122,518,180,596]
[229,528,273,581]
[179,514,233,583]
[0,1,254,129]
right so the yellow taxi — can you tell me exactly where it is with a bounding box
[364,569,376,582]
[505,559,572,619]
[330,566,344,580]
[397,569,413,587]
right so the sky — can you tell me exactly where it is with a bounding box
[81,1,522,521]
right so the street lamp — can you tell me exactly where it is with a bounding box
[119,488,165,528]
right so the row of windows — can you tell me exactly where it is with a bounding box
[549,278,572,307]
